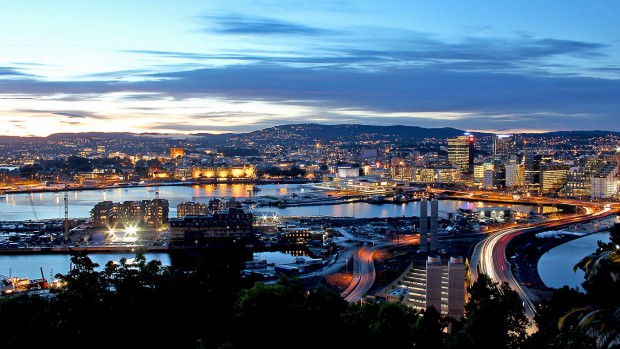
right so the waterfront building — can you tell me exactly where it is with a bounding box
[177,201,208,218]
[168,207,253,247]
[334,175,408,194]
[191,165,255,180]
[90,199,169,230]
[91,201,115,228]
[447,135,474,173]
[143,199,169,231]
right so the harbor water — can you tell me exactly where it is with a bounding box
[537,231,611,290]
[0,183,545,221]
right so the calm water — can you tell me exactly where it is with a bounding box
[537,232,611,290]
[0,183,543,221]
[0,252,171,280]
[0,183,547,278]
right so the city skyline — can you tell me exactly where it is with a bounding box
[1,1,620,137]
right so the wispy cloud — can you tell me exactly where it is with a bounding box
[200,14,336,36]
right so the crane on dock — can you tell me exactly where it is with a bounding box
[63,188,69,242]
[29,192,38,220]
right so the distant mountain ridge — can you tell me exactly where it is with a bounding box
[11,124,620,144]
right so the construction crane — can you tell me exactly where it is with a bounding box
[63,189,69,242]
[29,192,38,220]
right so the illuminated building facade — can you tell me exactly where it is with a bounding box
[170,147,184,158]
[565,167,591,198]
[177,201,208,218]
[505,163,525,188]
[539,163,569,194]
[447,134,474,173]
[90,199,169,230]
[591,163,618,199]
[192,165,255,179]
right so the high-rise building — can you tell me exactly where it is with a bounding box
[522,139,535,171]
[425,255,443,313]
[419,197,428,252]
[493,134,516,157]
[566,167,591,198]
[447,134,474,173]
[591,163,618,199]
[539,163,569,194]
[505,163,525,188]
[447,256,466,320]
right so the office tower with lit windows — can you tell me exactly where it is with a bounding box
[493,134,516,158]
[591,163,618,199]
[447,134,474,173]
[539,163,569,194]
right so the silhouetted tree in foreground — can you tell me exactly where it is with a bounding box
[3,242,617,349]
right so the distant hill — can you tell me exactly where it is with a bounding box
[522,130,620,138]
[24,124,620,146]
[224,123,483,145]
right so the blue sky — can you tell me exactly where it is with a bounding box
[1,1,619,136]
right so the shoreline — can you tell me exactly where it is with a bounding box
[507,216,616,299]
[2,178,318,195]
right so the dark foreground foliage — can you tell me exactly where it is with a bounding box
[1,222,619,349]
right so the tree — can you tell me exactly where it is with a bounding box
[555,225,620,348]
[449,273,530,349]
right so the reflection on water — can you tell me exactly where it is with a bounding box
[0,183,543,221]
[537,232,610,290]
[0,252,171,280]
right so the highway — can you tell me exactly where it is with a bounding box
[341,235,418,303]
[471,202,619,325]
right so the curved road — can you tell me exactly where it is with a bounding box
[341,235,418,303]
[471,203,618,324]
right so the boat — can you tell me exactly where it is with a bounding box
[244,259,275,269]
[1,270,49,295]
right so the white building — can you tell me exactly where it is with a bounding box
[591,164,618,199]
